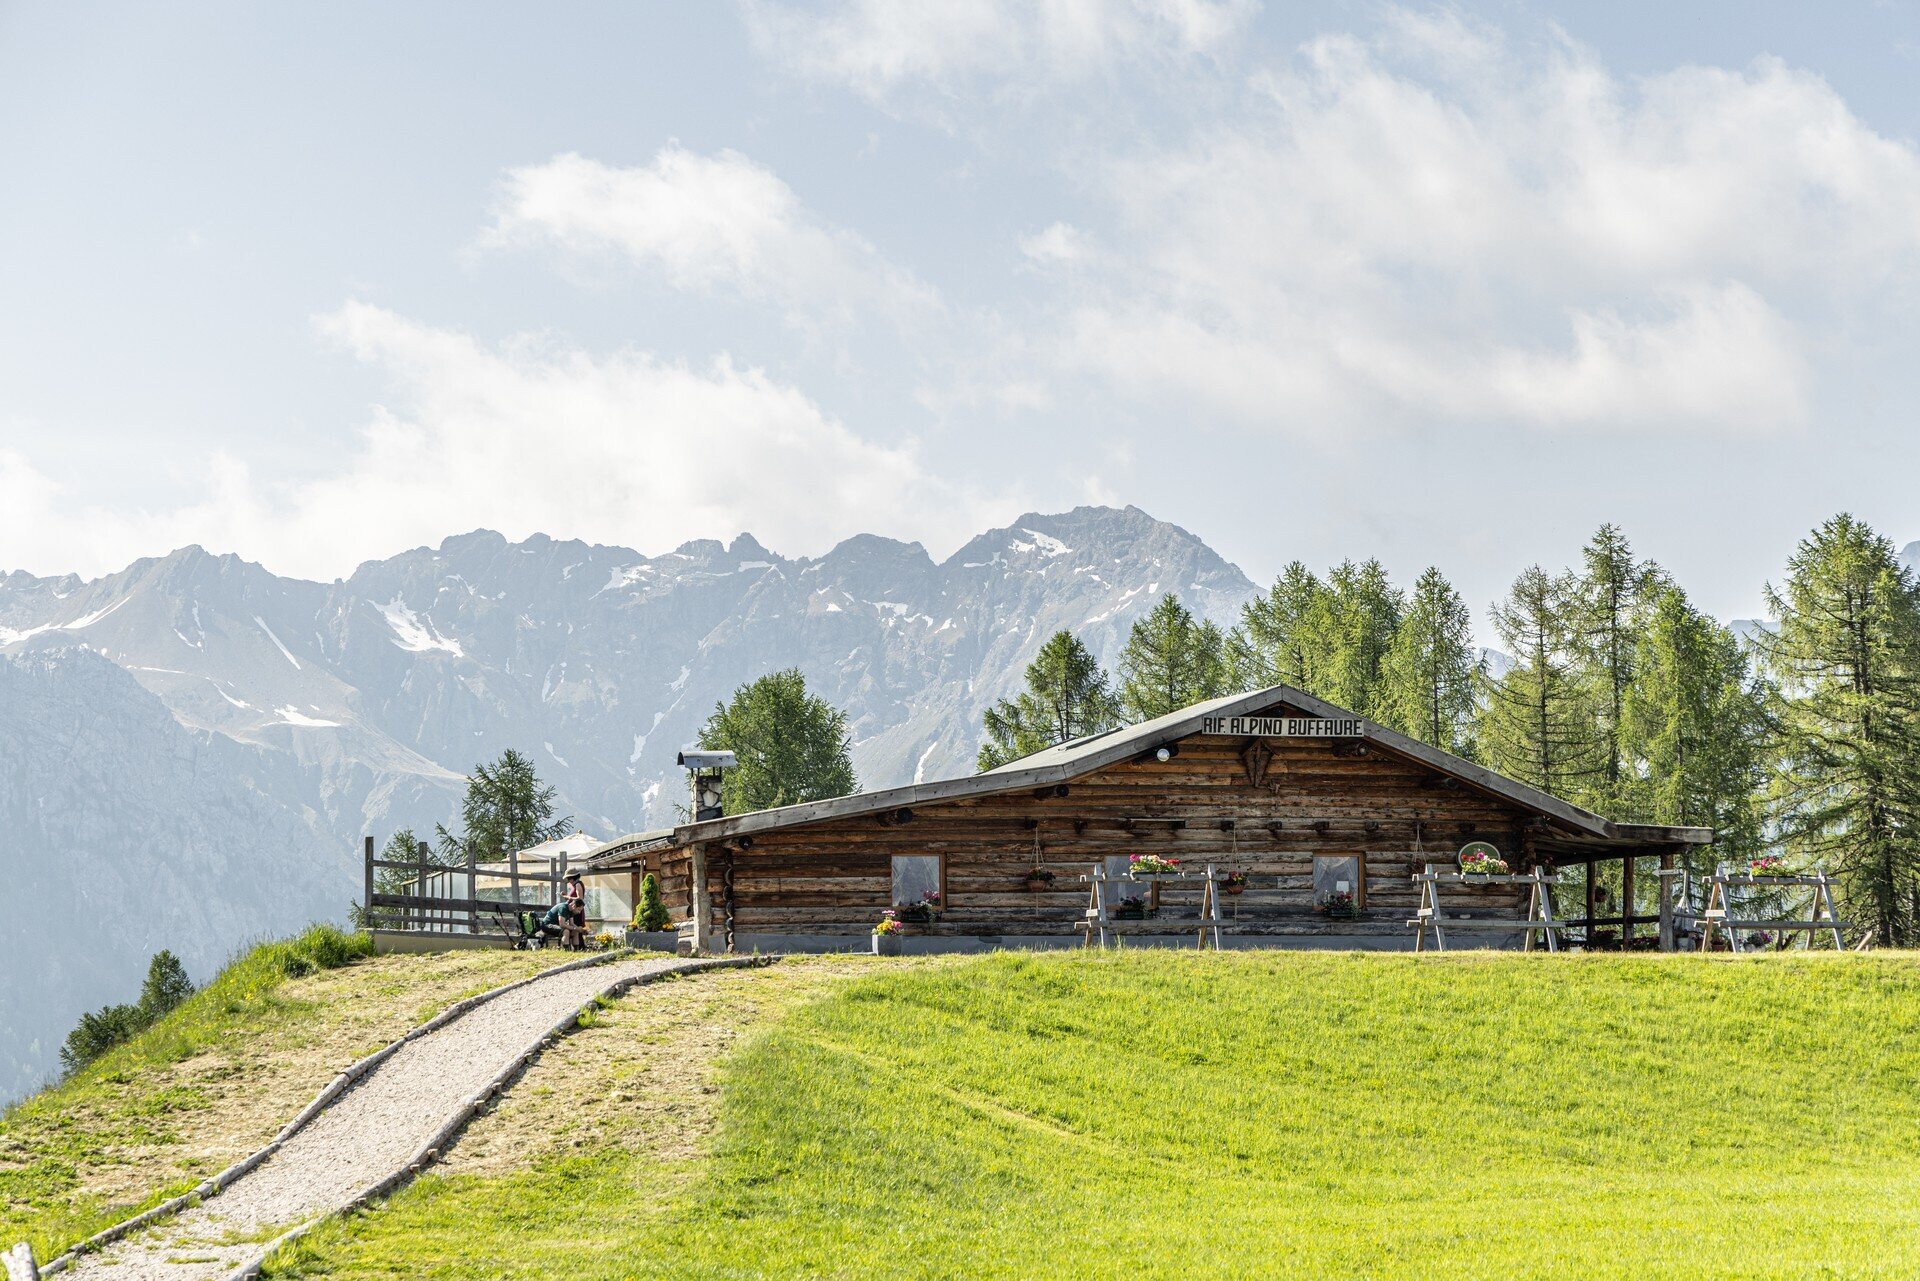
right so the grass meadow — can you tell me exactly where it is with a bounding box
[0,927,558,1261]
[266,950,1920,1280]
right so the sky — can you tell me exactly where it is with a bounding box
[2,0,1919,632]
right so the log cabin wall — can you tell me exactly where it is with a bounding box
[658,733,1546,945]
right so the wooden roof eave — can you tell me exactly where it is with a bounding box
[588,683,1712,860]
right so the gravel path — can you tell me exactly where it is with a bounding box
[57,954,695,1281]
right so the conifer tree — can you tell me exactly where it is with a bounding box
[1618,585,1768,863]
[978,630,1120,770]
[700,668,858,813]
[1572,524,1664,809]
[1758,514,1920,945]
[1377,567,1478,755]
[1227,562,1325,691]
[1119,593,1229,720]
[437,751,572,860]
[1477,566,1605,801]
[1316,559,1404,717]
[137,951,194,1023]
[632,872,671,932]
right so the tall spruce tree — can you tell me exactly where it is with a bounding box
[978,630,1120,770]
[1377,567,1478,754]
[1572,524,1664,810]
[1618,585,1768,864]
[1477,566,1605,801]
[437,750,573,860]
[700,668,858,814]
[1758,514,1920,945]
[1227,562,1325,691]
[1119,593,1229,720]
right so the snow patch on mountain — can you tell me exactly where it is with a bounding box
[253,616,301,670]
[274,705,340,728]
[376,596,465,657]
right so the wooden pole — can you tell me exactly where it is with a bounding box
[689,842,711,952]
[465,842,478,936]
[1584,860,1596,938]
[508,836,523,921]
[1622,853,1637,947]
[415,839,430,933]
[362,835,374,933]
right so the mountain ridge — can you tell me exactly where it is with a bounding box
[0,504,1256,1101]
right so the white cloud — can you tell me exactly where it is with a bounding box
[744,0,1256,104]
[481,147,936,328]
[0,307,1011,580]
[1035,14,1920,434]
[1020,221,1087,264]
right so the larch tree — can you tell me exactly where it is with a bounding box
[1618,585,1769,865]
[1477,566,1605,801]
[1377,567,1478,755]
[437,750,572,861]
[1572,524,1665,811]
[1227,562,1325,691]
[1119,593,1229,720]
[700,668,858,814]
[1315,559,1404,718]
[1757,514,1920,946]
[978,630,1120,770]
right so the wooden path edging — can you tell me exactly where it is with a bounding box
[29,949,765,1277]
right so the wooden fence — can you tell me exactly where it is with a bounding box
[361,836,570,939]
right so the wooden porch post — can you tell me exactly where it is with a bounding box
[1657,849,1676,952]
[690,841,712,952]
[1622,853,1637,947]
[1584,859,1597,936]
[362,835,374,932]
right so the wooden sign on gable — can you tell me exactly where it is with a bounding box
[1199,714,1365,738]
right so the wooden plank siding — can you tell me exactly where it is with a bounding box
[651,734,1581,940]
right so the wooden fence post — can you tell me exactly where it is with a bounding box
[508,838,523,918]
[415,840,430,933]
[362,835,374,933]
[466,843,478,936]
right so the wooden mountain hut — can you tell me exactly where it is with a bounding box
[585,684,1712,952]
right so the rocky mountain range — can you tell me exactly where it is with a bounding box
[0,505,1253,1101]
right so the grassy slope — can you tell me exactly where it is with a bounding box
[264,951,1920,1281]
[0,929,558,1261]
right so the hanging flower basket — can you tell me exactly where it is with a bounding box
[1223,871,1249,895]
[1025,867,1056,891]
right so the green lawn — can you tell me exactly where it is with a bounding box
[265,951,1920,1280]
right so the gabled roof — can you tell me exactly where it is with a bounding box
[587,684,1711,868]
